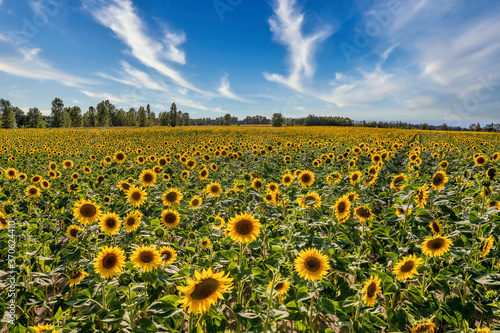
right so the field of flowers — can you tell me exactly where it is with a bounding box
[0,126,499,333]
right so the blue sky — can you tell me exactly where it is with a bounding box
[0,0,499,126]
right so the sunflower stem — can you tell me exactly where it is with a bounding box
[309,281,316,333]
[421,256,428,295]
[188,312,194,332]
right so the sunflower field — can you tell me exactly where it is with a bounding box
[0,127,499,333]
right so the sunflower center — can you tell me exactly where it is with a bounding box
[301,174,311,183]
[121,183,131,190]
[139,251,154,263]
[192,199,199,206]
[428,238,445,250]
[352,174,359,181]
[270,185,277,191]
[255,181,262,188]
[394,176,404,184]
[126,217,136,226]
[366,282,377,297]
[0,217,8,226]
[235,219,253,235]
[416,324,432,333]
[338,201,346,213]
[191,278,220,300]
[8,170,15,176]
[33,176,40,182]
[70,271,82,279]
[284,176,291,182]
[80,204,97,217]
[166,192,178,202]
[433,174,444,185]
[201,170,207,177]
[274,282,284,290]
[304,257,321,272]
[70,229,78,237]
[400,260,415,273]
[131,192,141,201]
[102,253,117,269]
[143,173,153,182]
[477,157,485,164]
[431,222,440,233]
[116,153,124,160]
[210,185,220,193]
[357,207,371,218]
[29,188,38,195]
[105,218,117,229]
[163,213,176,224]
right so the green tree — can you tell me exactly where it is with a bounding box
[13,107,25,128]
[26,107,43,128]
[223,113,232,126]
[0,99,16,128]
[68,106,82,127]
[96,100,114,127]
[169,102,178,127]
[137,106,147,127]
[126,108,137,126]
[50,97,65,127]
[271,113,284,127]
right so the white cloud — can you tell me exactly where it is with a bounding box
[89,0,205,94]
[80,90,128,104]
[217,75,252,103]
[97,61,170,92]
[0,47,95,88]
[264,0,334,92]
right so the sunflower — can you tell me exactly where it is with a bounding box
[333,196,351,222]
[268,280,290,296]
[212,215,225,228]
[251,178,264,191]
[31,174,42,183]
[429,221,442,235]
[410,321,436,333]
[200,237,212,249]
[159,246,177,265]
[297,192,321,209]
[99,212,122,235]
[18,173,27,181]
[68,269,88,287]
[163,173,171,181]
[206,182,223,197]
[199,168,209,180]
[349,171,362,184]
[266,182,279,193]
[210,163,217,171]
[66,225,83,240]
[162,188,183,206]
[118,181,131,192]
[113,151,126,163]
[363,275,382,306]
[189,196,203,209]
[29,323,58,333]
[139,169,156,187]
[390,174,407,190]
[263,192,274,204]
[227,212,262,243]
[476,328,490,333]
[354,206,373,222]
[181,170,190,179]
[131,246,162,272]
[161,209,181,228]
[294,248,330,281]
[124,210,142,233]
[415,184,430,208]
[126,185,147,207]
[48,162,57,170]
[73,199,101,225]
[430,171,448,190]
[393,254,423,281]
[421,235,453,257]
[474,155,488,167]
[94,246,126,278]
[0,212,9,229]
[5,168,17,179]
[346,191,359,203]
[40,179,50,189]
[25,185,41,198]
[364,174,378,187]
[395,207,412,216]
[298,170,315,187]
[486,167,498,180]
[177,268,233,314]
[481,235,494,257]
[63,160,74,169]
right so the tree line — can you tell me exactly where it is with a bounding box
[1,97,499,132]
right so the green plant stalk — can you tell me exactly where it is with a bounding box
[263,273,276,332]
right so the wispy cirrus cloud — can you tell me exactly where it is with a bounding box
[264,0,334,92]
[87,0,206,94]
[217,74,252,103]
[97,61,171,92]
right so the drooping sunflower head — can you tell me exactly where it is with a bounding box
[160,209,181,228]
[131,246,162,272]
[431,171,448,190]
[206,182,223,197]
[99,212,122,235]
[390,173,408,190]
[269,280,291,296]
[68,269,88,287]
[227,212,262,243]
[297,192,321,209]
[415,184,430,208]
[481,235,494,257]
[486,167,498,180]
[294,248,330,281]
[346,191,359,203]
[298,170,315,187]
[94,246,126,279]
[139,169,156,187]
[124,210,142,233]
[334,196,351,222]
[177,268,233,314]
[212,215,225,228]
[410,321,436,333]
[362,275,382,307]
[429,221,442,235]
[422,235,453,257]
[0,212,9,229]
[393,254,423,281]
[160,246,177,265]
[66,225,83,240]
[29,323,58,333]
[354,206,373,222]
[162,188,183,206]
